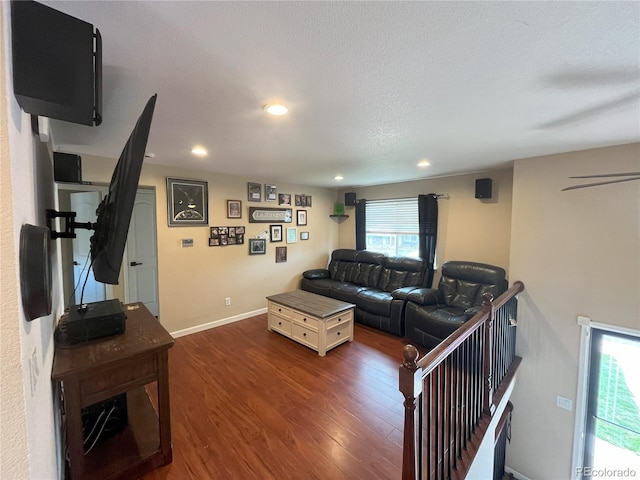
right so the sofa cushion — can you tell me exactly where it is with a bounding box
[329,282,365,304]
[328,249,358,282]
[378,256,428,292]
[355,289,393,317]
[441,278,480,309]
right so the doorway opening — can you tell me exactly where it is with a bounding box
[56,184,159,315]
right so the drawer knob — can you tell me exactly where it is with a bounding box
[278,322,282,326]
[303,333,307,337]
[278,308,282,312]
[337,332,341,336]
[303,318,307,322]
[338,318,342,322]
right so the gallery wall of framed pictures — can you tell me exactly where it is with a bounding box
[204,180,316,261]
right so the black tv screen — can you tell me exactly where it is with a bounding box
[11,0,102,126]
[90,95,157,284]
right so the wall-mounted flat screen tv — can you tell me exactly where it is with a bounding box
[11,0,102,126]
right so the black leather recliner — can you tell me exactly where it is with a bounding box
[404,261,508,349]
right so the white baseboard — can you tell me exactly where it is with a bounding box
[505,466,533,480]
[170,307,267,338]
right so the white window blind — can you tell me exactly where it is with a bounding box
[365,198,419,257]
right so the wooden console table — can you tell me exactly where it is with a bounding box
[52,302,174,480]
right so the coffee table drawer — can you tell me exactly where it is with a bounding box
[292,323,319,348]
[326,310,353,329]
[292,311,319,329]
[270,303,292,319]
[326,321,352,349]
[269,314,292,336]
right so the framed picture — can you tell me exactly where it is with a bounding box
[270,224,283,242]
[286,227,297,244]
[248,182,262,202]
[300,231,309,240]
[305,195,312,207]
[167,177,208,226]
[297,209,307,226]
[265,184,277,202]
[278,193,291,206]
[227,200,242,218]
[249,238,266,255]
[275,246,287,263]
[295,194,306,207]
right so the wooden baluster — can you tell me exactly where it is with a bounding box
[400,345,422,480]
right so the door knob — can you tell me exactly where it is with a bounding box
[73,261,80,266]
[130,261,143,266]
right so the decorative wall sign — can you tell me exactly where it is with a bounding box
[167,177,208,226]
[300,231,309,240]
[249,207,292,223]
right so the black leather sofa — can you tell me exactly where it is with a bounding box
[301,249,431,336]
[404,261,508,349]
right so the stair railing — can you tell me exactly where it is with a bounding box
[399,281,524,480]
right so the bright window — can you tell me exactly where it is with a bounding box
[365,198,420,258]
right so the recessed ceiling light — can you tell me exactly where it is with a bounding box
[191,146,208,157]
[334,175,344,181]
[144,152,155,158]
[417,160,431,168]
[263,104,288,116]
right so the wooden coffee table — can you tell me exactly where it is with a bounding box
[266,290,355,356]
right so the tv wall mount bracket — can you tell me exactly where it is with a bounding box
[46,209,94,240]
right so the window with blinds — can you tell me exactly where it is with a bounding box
[365,198,420,258]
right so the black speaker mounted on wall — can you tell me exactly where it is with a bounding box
[345,192,357,207]
[475,178,492,199]
[54,152,82,183]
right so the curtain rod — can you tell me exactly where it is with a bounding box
[359,193,449,202]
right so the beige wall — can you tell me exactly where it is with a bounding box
[79,155,341,333]
[508,143,640,479]
[337,168,514,281]
[1,3,60,478]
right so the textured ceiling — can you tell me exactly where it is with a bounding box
[43,1,640,188]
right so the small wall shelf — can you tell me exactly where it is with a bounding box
[329,214,349,220]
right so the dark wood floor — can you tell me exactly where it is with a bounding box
[141,314,425,480]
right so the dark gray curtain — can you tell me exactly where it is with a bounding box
[355,199,366,250]
[418,194,438,287]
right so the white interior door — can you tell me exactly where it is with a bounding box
[126,189,159,316]
[70,191,106,305]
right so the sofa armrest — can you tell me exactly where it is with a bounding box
[407,287,443,306]
[391,286,421,300]
[464,306,483,318]
[302,269,330,280]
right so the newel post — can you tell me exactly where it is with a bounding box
[482,292,495,416]
[400,345,422,480]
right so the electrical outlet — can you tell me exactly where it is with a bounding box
[225,297,231,306]
[557,395,573,411]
